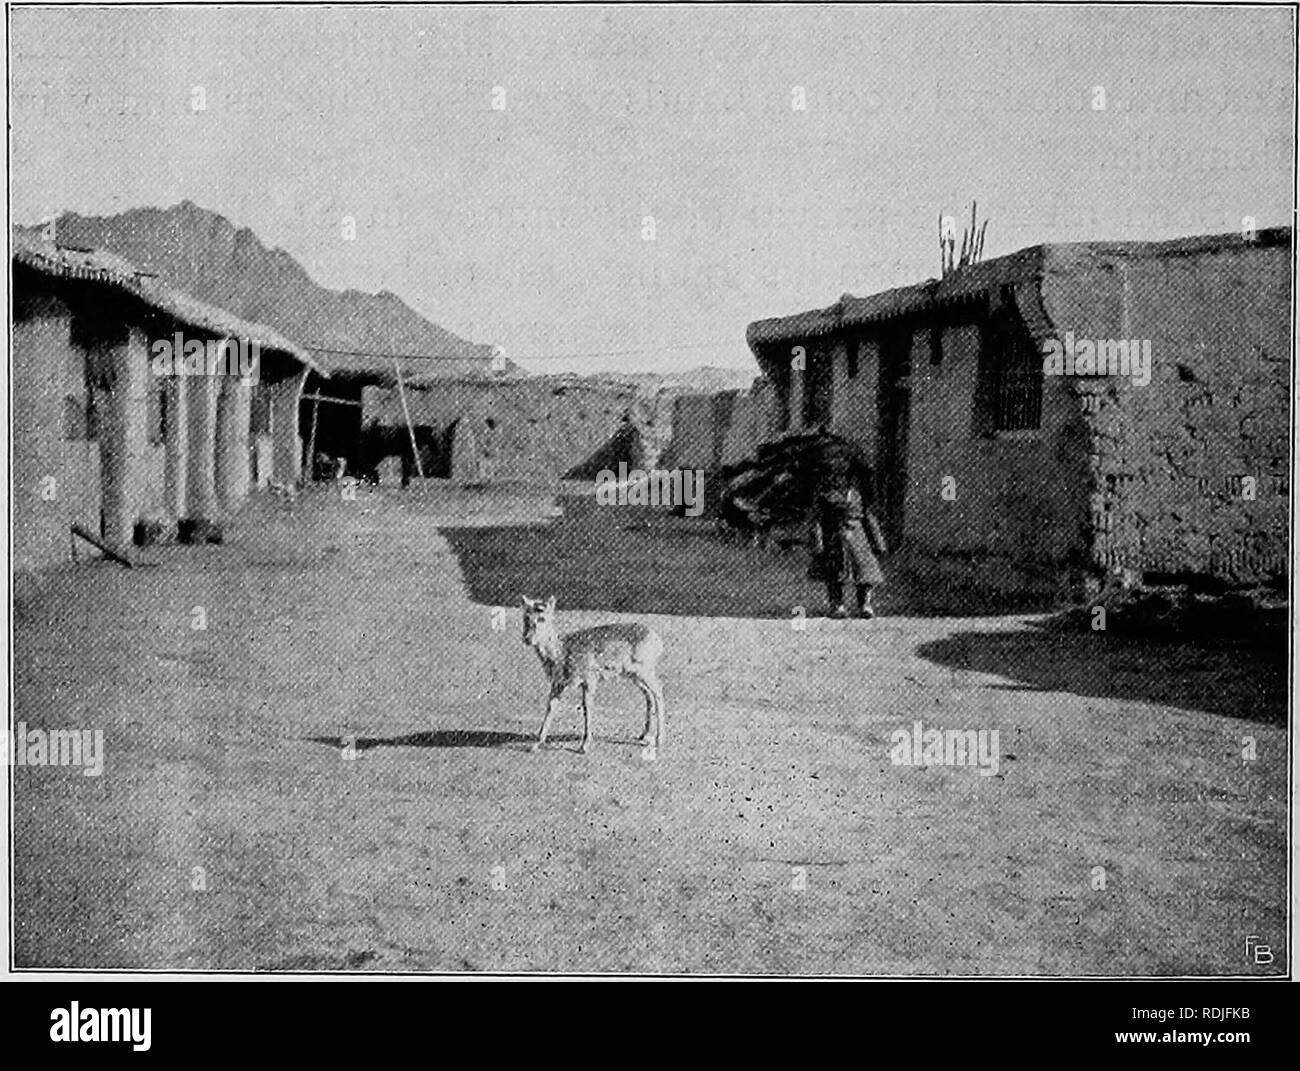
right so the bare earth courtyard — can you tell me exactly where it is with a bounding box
[13,485,1287,975]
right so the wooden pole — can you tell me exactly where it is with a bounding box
[301,392,363,408]
[393,359,425,480]
[305,393,320,482]
[71,524,134,568]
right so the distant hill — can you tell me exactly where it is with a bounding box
[31,201,502,378]
[596,366,760,397]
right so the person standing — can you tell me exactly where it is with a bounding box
[808,457,887,618]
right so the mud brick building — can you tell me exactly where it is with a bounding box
[357,373,779,490]
[292,343,502,482]
[359,375,647,483]
[658,391,739,473]
[746,227,1292,597]
[12,232,320,571]
[720,377,780,468]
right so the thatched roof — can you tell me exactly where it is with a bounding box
[13,230,322,374]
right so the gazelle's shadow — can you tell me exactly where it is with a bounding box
[307,729,572,751]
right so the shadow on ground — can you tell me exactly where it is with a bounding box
[308,730,541,751]
[307,729,651,752]
[915,615,1287,724]
[438,492,1052,619]
[439,493,812,618]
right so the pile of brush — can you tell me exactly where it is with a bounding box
[720,429,870,544]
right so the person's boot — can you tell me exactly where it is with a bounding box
[857,585,875,619]
[828,582,847,618]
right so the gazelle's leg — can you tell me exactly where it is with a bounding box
[643,672,665,749]
[533,689,562,752]
[579,682,594,753]
[633,676,655,744]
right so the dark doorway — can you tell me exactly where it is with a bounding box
[803,342,833,428]
[300,374,365,480]
[875,327,912,546]
[765,344,793,431]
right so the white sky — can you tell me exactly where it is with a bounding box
[9,5,1296,374]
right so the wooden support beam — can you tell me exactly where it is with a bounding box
[305,394,321,479]
[393,360,425,480]
[71,524,134,568]
[301,392,363,408]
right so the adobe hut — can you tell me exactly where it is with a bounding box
[746,227,1292,597]
[720,377,780,468]
[296,344,500,481]
[359,375,645,484]
[658,391,739,473]
[12,232,320,570]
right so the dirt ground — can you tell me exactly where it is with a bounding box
[12,483,1288,975]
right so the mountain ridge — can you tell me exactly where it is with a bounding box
[33,200,499,378]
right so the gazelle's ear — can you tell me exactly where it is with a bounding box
[546,596,556,612]
[521,595,531,607]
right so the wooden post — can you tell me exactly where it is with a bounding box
[305,393,320,482]
[393,360,425,479]
[72,523,134,568]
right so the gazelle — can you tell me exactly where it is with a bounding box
[520,596,666,754]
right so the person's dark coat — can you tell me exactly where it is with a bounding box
[809,486,887,586]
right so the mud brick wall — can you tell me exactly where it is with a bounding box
[830,337,880,464]
[901,320,1092,569]
[659,391,739,472]
[362,378,640,481]
[721,378,778,467]
[59,330,104,535]
[62,442,102,535]
[12,296,74,571]
[364,377,762,484]
[1043,242,1291,584]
